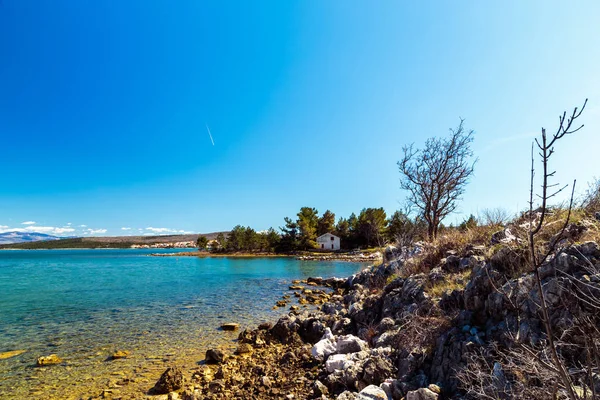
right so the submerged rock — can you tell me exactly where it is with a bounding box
[0,350,26,360]
[110,350,130,360]
[36,354,62,366]
[220,323,239,331]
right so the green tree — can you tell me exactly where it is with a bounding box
[357,207,387,247]
[297,207,319,250]
[265,228,281,252]
[212,233,226,252]
[317,210,336,236]
[196,236,208,250]
[386,211,410,242]
[243,226,258,251]
[346,213,359,249]
[225,225,245,251]
[335,217,350,248]
[459,214,478,231]
[277,217,299,252]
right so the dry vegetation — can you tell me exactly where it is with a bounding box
[426,269,472,298]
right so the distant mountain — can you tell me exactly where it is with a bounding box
[0,231,62,245]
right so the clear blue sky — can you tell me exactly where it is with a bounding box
[1,1,599,237]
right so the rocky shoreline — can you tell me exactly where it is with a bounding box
[295,252,382,263]
[151,251,382,263]
[139,238,600,400]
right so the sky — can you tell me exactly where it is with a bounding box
[1,1,599,237]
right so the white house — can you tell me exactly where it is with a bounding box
[316,233,340,251]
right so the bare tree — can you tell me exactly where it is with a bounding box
[458,100,597,400]
[398,119,476,240]
[526,99,587,400]
[479,207,513,227]
[581,177,600,214]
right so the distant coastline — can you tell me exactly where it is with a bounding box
[0,232,226,250]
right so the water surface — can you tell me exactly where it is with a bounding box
[0,249,366,398]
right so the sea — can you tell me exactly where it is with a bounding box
[0,249,366,399]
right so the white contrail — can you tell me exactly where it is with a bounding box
[206,124,215,146]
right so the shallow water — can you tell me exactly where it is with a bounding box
[0,249,365,398]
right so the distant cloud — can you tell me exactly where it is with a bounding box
[145,227,176,233]
[85,228,107,235]
[54,227,75,234]
[121,227,132,231]
[25,226,70,235]
[79,224,87,228]
[142,227,193,235]
[1,223,101,236]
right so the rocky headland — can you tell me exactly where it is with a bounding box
[141,231,600,400]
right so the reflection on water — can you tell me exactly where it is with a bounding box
[0,249,366,398]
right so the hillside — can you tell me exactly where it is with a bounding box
[0,232,226,250]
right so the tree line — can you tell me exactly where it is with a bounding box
[197,207,427,253]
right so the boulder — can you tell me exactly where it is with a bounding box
[490,228,517,245]
[311,328,337,361]
[336,335,368,354]
[384,245,399,263]
[326,353,351,373]
[270,315,301,344]
[307,276,323,285]
[337,391,360,400]
[313,379,329,396]
[298,317,327,344]
[258,322,273,330]
[402,275,427,303]
[152,367,184,394]
[36,354,62,366]
[358,384,388,399]
[205,349,224,364]
[406,388,439,400]
[441,255,461,273]
[362,356,394,386]
[235,343,253,354]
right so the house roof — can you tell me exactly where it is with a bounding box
[316,232,339,240]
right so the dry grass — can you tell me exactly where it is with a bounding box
[426,270,472,298]
[400,225,498,276]
[395,314,452,355]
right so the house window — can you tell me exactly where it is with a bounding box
[321,244,324,249]
[331,237,334,241]
[331,244,334,249]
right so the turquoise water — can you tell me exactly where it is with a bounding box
[0,249,365,398]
